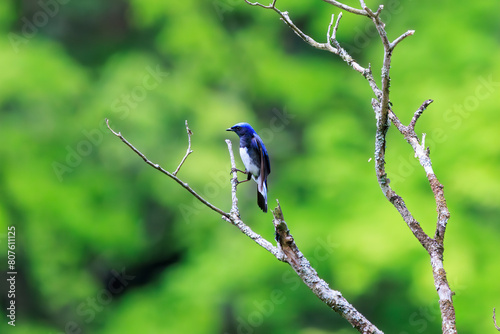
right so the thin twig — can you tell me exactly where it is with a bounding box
[106,118,283,258]
[243,0,371,76]
[409,99,433,130]
[332,12,342,41]
[361,4,375,18]
[106,119,230,218]
[391,30,415,50]
[173,120,193,176]
[326,12,342,45]
[243,0,276,9]
[322,0,368,16]
[225,139,240,217]
[279,10,338,53]
[326,14,335,44]
[374,5,384,18]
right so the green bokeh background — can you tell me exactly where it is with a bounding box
[0,0,499,333]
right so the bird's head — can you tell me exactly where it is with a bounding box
[226,122,256,137]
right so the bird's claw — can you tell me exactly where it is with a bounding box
[235,178,250,186]
[230,168,247,175]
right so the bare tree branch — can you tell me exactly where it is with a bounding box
[105,118,229,218]
[106,119,283,259]
[225,137,384,332]
[107,118,386,333]
[409,99,433,130]
[391,30,415,50]
[109,0,459,332]
[374,100,455,334]
[272,202,384,333]
[243,0,276,9]
[371,100,432,247]
[244,0,371,76]
[373,4,384,18]
[321,0,367,16]
[387,100,451,245]
[225,139,240,217]
[389,102,455,334]
[173,120,193,176]
[327,12,342,43]
[242,1,457,333]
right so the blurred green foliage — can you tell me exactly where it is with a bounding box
[0,0,499,333]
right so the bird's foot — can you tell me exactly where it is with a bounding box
[235,179,251,186]
[230,168,247,175]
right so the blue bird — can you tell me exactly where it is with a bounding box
[226,122,271,213]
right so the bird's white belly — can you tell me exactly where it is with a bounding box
[240,147,259,176]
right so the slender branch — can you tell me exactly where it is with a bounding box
[243,0,383,109]
[321,0,367,16]
[409,99,433,131]
[225,138,381,333]
[226,137,381,333]
[326,14,335,43]
[240,0,411,115]
[494,308,500,331]
[108,118,386,333]
[388,100,451,246]
[106,118,283,259]
[243,0,370,76]
[366,7,392,132]
[272,202,383,334]
[240,1,457,333]
[374,97,456,333]
[279,10,338,54]
[361,8,453,293]
[363,0,452,319]
[173,120,193,176]
[243,0,276,9]
[391,30,415,50]
[223,211,282,258]
[241,0,458,330]
[106,119,229,218]
[327,12,343,48]
[332,12,342,40]
[374,5,384,18]
[371,100,433,249]
[225,139,241,217]
[282,11,333,50]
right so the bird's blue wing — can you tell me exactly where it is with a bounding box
[252,134,271,180]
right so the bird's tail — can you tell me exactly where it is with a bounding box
[257,180,267,213]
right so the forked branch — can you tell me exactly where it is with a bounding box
[242,0,456,333]
[173,120,193,176]
[108,119,384,333]
[105,118,228,218]
[108,0,457,332]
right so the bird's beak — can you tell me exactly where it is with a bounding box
[226,127,233,132]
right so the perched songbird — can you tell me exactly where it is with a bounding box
[226,122,271,212]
